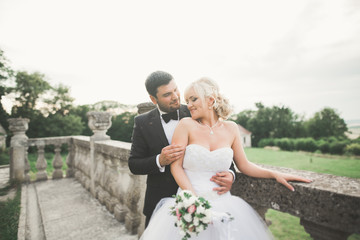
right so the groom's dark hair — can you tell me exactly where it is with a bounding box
[145,71,173,98]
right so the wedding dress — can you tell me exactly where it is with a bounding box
[140,144,273,240]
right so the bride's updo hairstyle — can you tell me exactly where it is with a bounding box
[185,77,233,120]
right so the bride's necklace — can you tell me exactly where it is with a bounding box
[198,120,219,135]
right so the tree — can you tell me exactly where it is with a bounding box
[107,111,136,142]
[43,114,84,137]
[0,48,14,82]
[10,71,51,118]
[233,102,305,146]
[305,107,348,139]
[231,109,255,130]
[0,48,14,132]
[68,104,94,136]
[43,83,75,116]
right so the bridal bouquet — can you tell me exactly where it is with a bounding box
[170,190,212,240]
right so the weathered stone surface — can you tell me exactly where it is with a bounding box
[231,164,360,236]
[8,118,29,182]
[137,102,155,114]
[18,179,138,240]
[87,111,112,140]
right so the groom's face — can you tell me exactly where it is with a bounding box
[150,79,181,113]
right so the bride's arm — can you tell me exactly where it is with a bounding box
[170,119,197,194]
[230,122,311,191]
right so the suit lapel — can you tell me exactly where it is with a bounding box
[148,108,169,146]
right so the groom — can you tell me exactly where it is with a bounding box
[128,71,235,227]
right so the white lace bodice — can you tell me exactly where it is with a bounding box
[180,144,234,199]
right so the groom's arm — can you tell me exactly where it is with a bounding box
[128,116,161,175]
[211,162,237,194]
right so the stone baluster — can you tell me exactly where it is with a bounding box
[35,141,48,181]
[87,111,112,196]
[24,147,30,182]
[8,118,29,182]
[66,142,75,178]
[52,144,63,179]
[125,175,142,235]
[106,157,120,213]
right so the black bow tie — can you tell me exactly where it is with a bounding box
[161,111,178,123]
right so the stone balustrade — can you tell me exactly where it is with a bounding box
[72,136,146,236]
[27,136,73,182]
[7,108,360,239]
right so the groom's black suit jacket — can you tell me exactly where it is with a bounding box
[128,104,236,219]
[128,105,191,218]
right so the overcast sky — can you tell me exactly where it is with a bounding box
[1,0,359,120]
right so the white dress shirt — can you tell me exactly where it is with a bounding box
[156,107,180,172]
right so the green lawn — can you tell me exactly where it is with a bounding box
[245,148,360,178]
[244,148,360,240]
[0,182,21,240]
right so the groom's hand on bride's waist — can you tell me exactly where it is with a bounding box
[211,171,234,195]
[159,144,186,167]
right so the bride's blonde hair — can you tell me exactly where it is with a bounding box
[185,77,232,119]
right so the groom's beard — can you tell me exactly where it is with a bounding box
[158,98,181,113]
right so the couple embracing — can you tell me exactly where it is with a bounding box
[128,71,311,239]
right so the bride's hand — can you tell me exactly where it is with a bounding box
[273,172,312,191]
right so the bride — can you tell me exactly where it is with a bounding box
[140,77,311,239]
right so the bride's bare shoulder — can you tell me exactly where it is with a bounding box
[179,117,197,126]
[223,120,237,128]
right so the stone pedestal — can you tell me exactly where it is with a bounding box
[8,118,29,182]
[87,111,112,141]
[87,111,112,196]
[137,102,155,114]
[66,142,75,178]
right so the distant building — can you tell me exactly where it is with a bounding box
[237,124,252,147]
[0,124,6,150]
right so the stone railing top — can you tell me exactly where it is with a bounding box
[27,136,72,146]
[94,139,132,149]
[256,164,360,197]
[71,136,91,142]
[232,164,360,234]
[93,140,132,163]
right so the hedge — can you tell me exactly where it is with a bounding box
[258,137,359,156]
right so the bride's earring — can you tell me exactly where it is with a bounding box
[209,99,216,109]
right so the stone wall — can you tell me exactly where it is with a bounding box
[72,137,146,236]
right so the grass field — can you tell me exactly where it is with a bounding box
[0,181,21,240]
[244,148,360,240]
[245,148,360,178]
